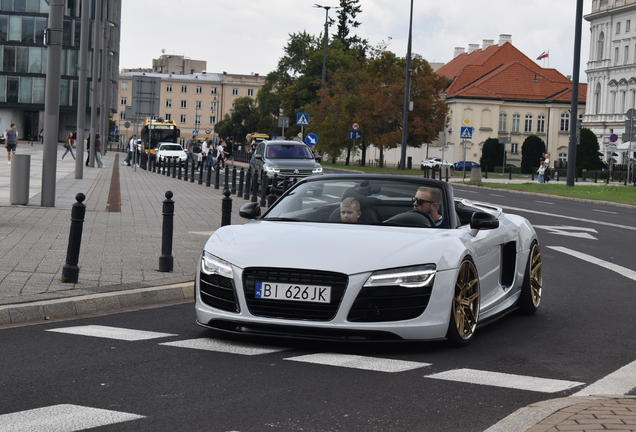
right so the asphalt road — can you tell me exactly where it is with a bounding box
[1,188,635,432]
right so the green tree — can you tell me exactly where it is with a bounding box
[577,128,601,171]
[520,135,546,174]
[334,0,367,52]
[480,138,504,172]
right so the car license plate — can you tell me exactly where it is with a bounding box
[255,281,331,303]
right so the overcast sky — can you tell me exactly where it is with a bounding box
[120,0,594,81]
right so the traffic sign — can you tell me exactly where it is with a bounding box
[305,133,318,146]
[627,108,636,120]
[205,128,212,134]
[460,126,473,139]
[462,117,472,126]
[124,122,131,129]
[296,113,310,126]
[278,117,289,127]
[352,122,360,130]
[192,130,199,136]
[348,130,362,140]
[610,133,619,143]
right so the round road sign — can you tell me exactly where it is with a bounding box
[124,122,131,129]
[352,123,360,130]
[610,133,619,143]
[205,128,212,134]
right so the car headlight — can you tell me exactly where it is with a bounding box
[364,264,436,288]
[201,251,233,278]
[312,166,323,174]
[265,166,280,173]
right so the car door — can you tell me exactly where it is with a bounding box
[251,143,265,172]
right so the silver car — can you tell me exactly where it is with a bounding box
[250,140,322,181]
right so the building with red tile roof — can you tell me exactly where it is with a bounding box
[434,35,586,170]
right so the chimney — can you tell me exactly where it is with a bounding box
[454,47,466,58]
[468,44,480,54]
[498,34,512,46]
[482,39,494,49]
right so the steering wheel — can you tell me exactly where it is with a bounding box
[412,210,434,227]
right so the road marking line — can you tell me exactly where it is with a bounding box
[159,338,286,355]
[285,353,431,373]
[534,200,554,205]
[592,208,618,214]
[0,404,144,431]
[489,194,504,197]
[46,325,177,341]
[547,246,636,281]
[573,359,636,396]
[499,204,636,231]
[534,225,598,240]
[425,369,584,393]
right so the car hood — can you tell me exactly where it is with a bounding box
[159,150,185,155]
[265,158,320,169]
[203,221,463,275]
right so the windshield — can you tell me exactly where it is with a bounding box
[263,178,446,228]
[159,145,183,151]
[266,144,312,159]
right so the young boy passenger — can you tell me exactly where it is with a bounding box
[340,197,362,223]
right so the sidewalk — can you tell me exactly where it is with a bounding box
[1,146,634,432]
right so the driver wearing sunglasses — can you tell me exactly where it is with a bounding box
[412,187,443,227]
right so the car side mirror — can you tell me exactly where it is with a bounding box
[239,202,261,219]
[254,154,263,160]
[469,211,499,231]
[314,155,322,163]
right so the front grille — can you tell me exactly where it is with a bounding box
[199,272,239,313]
[243,268,348,321]
[278,169,313,177]
[347,286,432,322]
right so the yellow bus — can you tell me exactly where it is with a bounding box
[140,118,180,155]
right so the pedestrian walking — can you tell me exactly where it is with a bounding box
[123,134,135,165]
[216,141,225,169]
[85,135,91,166]
[95,133,104,168]
[61,132,76,160]
[542,153,551,182]
[5,123,18,164]
[204,138,216,170]
[537,161,546,183]
[226,136,235,166]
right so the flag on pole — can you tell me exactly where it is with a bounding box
[536,50,549,60]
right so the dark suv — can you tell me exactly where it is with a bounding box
[250,140,323,181]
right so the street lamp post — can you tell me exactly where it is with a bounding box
[399,0,414,170]
[314,4,337,89]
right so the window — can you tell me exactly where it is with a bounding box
[512,114,520,132]
[231,102,236,109]
[617,22,621,34]
[247,88,254,97]
[524,115,533,133]
[165,113,172,121]
[628,20,632,32]
[498,113,507,131]
[195,115,201,125]
[181,85,187,93]
[560,113,570,132]
[196,86,202,94]
[558,152,567,162]
[511,143,519,154]
[597,32,605,61]
[165,99,172,108]
[210,101,217,110]
[180,100,187,108]
[537,115,545,133]
[180,114,186,123]
[120,97,127,105]
[232,87,239,96]
[166,84,173,92]
[209,115,216,125]
[210,87,217,95]
[121,81,128,90]
[615,47,619,65]
[625,46,629,64]
[119,111,125,120]
[195,100,202,109]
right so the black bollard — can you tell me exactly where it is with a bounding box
[198,164,204,185]
[224,166,230,191]
[172,157,177,178]
[238,168,245,197]
[251,169,259,202]
[214,165,220,189]
[508,166,512,180]
[178,158,182,180]
[260,172,268,207]
[62,193,87,283]
[221,189,232,227]
[267,174,279,206]
[206,165,212,187]
[243,169,252,200]
[159,191,174,272]
[594,170,598,183]
[231,166,237,195]
[283,177,291,193]
[484,166,488,179]
[190,160,195,182]
[184,159,189,182]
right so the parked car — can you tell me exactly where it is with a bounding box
[454,161,480,171]
[250,140,323,182]
[421,157,453,170]
[195,174,542,347]
[156,142,187,163]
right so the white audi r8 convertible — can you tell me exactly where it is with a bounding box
[195,174,542,347]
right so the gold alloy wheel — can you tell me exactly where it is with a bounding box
[529,244,542,308]
[453,261,480,340]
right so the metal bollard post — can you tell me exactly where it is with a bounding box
[159,191,174,272]
[214,165,220,189]
[198,164,204,185]
[224,166,230,191]
[206,165,212,187]
[237,168,244,197]
[484,167,488,179]
[267,174,279,206]
[509,166,512,180]
[61,193,87,283]
[190,160,195,183]
[594,170,598,183]
[221,189,232,227]
[184,159,189,182]
[178,159,182,180]
[243,169,252,200]
[231,166,237,195]
[532,168,535,181]
[251,169,259,202]
[260,172,268,207]
[172,157,177,178]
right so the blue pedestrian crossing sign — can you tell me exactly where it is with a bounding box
[460,126,473,139]
[297,113,310,126]
[348,130,362,140]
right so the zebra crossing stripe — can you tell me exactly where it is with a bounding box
[285,353,431,373]
[426,368,585,393]
[0,404,144,431]
[46,325,177,341]
[159,338,287,355]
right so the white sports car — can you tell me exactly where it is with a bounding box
[195,174,542,346]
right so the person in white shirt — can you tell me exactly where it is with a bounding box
[123,135,135,165]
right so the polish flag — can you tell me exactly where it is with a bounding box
[536,51,549,60]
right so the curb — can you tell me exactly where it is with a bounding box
[0,282,194,326]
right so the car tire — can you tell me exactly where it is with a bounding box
[446,258,480,347]
[518,241,542,315]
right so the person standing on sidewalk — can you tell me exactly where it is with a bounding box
[61,132,76,160]
[204,138,216,170]
[123,134,135,165]
[216,140,226,169]
[5,123,18,164]
[225,136,235,166]
[95,133,104,168]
